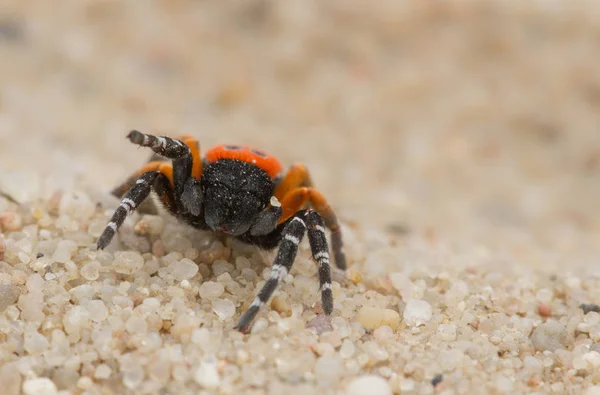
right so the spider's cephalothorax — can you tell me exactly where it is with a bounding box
[97,131,347,332]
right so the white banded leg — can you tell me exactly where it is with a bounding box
[97,171,158,250]
[235,215,307,332]
[127,130,189,159]
[305,210,333,314]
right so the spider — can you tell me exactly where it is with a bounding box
[97,131,347,332]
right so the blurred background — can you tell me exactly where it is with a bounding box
[1,0,600,271]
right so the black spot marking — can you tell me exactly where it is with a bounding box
[251,149,267,158]
[36,253,44,259]
[432,374,443,387]
[224,145,241,151]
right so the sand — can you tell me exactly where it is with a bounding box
[2,1,600,394]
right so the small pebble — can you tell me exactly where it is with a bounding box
[212,299,235,320]
[581,304,600,314]
[52,240,77,263]
[169,258,199,281]
[126,315,148,334]
[271,295,291,316]
[340,339,356,359]
[80,261,101,281]
[403,299,433,327]
[24,330,49,354]
[94,364,112,380]
[199,281,224,300]
[63,306,91,334]
[356,306,400,330]
[307,314,333,334]
[586,312,600,325]
[0,283,20,312]
[538,303,552,317]
[0,212,22,231]
[86,300,108,322]
[122,364,144,389]
[194,356,220,389]
[530,321,570,351]
[113,251,144,274]
[143,215,164,235]
[134,220,150,235]
[23,378,57,395]
[346,375,392,395]
[432,374,443,387]
[584,351,600,368]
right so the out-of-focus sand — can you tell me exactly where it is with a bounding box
[2,2,600,265]
[2,2,600,394]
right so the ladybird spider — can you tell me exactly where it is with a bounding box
[97,131,346,332]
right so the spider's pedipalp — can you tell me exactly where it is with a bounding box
[235,212,307,332]
[180,177,203,216]
[249,205,282,236]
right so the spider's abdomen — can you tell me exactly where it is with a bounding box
[205,144,283,179]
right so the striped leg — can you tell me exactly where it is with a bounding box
[110,161,173,197]
[235,214,307,332]
[278,187,347,270]
[127,130,190,159]
[305,210,333,314]
[127,130,201,213]
[97,171,159,250]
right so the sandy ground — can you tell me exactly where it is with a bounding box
[2,1,600,394]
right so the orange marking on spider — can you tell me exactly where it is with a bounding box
[274,163,312,201]
[205,144,283,178]
[179,136,202,180]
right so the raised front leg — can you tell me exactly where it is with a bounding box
[126,131,203,215]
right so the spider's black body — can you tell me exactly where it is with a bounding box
[202,160,275,236]
[97,131,346,332]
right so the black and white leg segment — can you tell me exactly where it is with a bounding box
[305,210,334,315]
[127,130,189,159]
[235,215,307,332]
[97,171,158,250]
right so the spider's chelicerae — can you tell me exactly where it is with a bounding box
[97,131,346,332]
